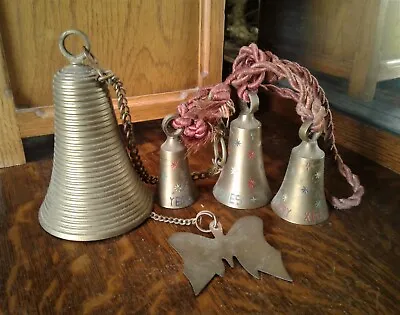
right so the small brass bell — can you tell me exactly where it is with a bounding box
[156,114,198,209]
[213,92,272,209]
[271,120,329,225]
[38,30,153,241]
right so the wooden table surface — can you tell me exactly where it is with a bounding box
[0,111,399,315]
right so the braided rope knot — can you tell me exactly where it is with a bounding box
[172,83,233,152]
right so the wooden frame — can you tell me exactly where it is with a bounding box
[0,31,25,168]
[0,0,225,166]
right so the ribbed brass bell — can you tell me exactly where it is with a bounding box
[156,114,198,209]
[271,120,329,225]
[38,30,153,241]
[213,92,272,209]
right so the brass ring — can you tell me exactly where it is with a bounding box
[162,114,183,138]
[299,120,321,142]
[195,210,217,233]
[239,91,259,114]
[59,29,91,64]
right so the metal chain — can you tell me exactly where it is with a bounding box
[150,212,196,226]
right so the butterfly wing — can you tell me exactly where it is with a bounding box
[227,216,292,282]
[168,232,225,295]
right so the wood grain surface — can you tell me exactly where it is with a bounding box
[0,0,203,107]
[0,32,25,168]
[0,111,399,314]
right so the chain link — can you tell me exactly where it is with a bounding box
[150,211,196,226]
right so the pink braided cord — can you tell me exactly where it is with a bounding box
[172,43,364,210]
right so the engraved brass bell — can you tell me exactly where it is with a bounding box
[271,120,329,225]
[213,92,272,209]
[38,30,153,241]
[156,114,198,209]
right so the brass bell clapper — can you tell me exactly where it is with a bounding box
[38,30,153,241]
[213,92,272,209]
[271,120,329,225]
[157,114,198,209]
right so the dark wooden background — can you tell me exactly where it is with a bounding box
[0,110,399,314]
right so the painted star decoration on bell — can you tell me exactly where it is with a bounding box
[248,150,255,160]
[301,186,309,194]
[230,167,237,175]
[248,179,256,189]
[234,139,241,147]
[171,160,179,170]
[174,183,183,193]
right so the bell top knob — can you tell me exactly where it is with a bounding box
[161,114,185,153]
[294,121,324,159]
[233,92,261,130]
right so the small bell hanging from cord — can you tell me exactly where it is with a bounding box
[156,114,198,209]
[271,120,329,225]
[213,92,272,209]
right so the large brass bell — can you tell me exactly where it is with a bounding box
[271,120,329,225]
[156,114,198,209]
[38,30,153,241]
[213,92,272,209]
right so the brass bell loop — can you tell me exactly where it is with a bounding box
[58,29,91,64]
[298,120,321,142]
[162,114,183,138]
[239,91,259,114]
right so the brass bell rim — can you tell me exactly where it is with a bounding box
[38,210,150,242]
[45,187,148,207]
[42,189,151,212]
[41,196,151,223]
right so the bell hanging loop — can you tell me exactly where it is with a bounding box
[271,120,329,225]
[156,114,198,209]
[38,29,153,241]
[213,92,272,209]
